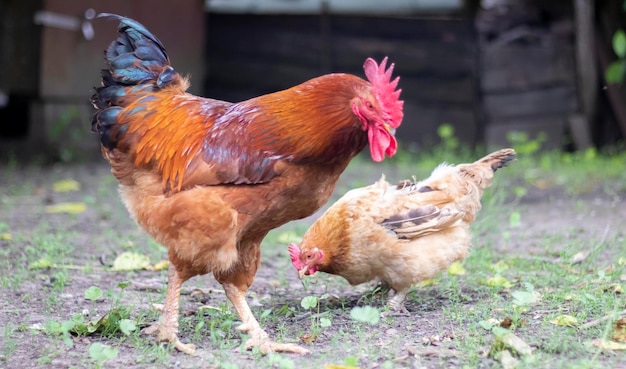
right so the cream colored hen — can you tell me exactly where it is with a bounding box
[289,148,516,312]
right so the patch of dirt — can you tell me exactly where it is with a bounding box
[0,163,624,369]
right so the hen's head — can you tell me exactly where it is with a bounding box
[288,243,323,278]
[352,57,404,162]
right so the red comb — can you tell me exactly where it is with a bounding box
[363,57,404,129]
[288,243,304,269]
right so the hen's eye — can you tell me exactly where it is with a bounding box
[366,102,374,109]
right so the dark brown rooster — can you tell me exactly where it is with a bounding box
[91,14,404,354]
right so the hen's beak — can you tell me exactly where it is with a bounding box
[298,268,307,279]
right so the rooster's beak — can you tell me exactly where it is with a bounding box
[298,268,307,279]
[384,123,396,135]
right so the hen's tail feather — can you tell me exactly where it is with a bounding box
[457,148,516,190]
[396,149,516,192]
[476,148,517,172]
[90,13,182,149]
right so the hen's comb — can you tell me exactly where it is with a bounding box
[363,57,404,129]
[288,243,304,269]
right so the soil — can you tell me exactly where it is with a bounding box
[0,162,624,369]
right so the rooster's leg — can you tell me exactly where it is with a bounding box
[142,265,196,355]
[385,288,410,316]
[222,283,309,354]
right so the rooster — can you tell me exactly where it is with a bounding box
[289,149,515,312]
[90,14,403,354]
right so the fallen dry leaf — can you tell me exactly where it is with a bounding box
[300,333,317,344]
[28,258,52,270]
[448,261,466,275]
[46,202,87,214]
[416,279,435,287]
[0,233,11,240]
[592,339,626,350]
[500,317,513,329]
[53,179,81,192]
[150,260,169,271]
[482,276,514,289]
[550,315,578,327]
[478,318,500,331]
[612,317,626,342]
[111,252,151,271]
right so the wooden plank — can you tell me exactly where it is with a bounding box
[567,113,592,150]
[206,59,322,96]
[208,13,322,33]
[204,13,480,149]
[484,85,578,119]
[207,15,325,66]
[0,0,41,95]
[485,114,566,150]
[399,102,477,146]
[209,31,324,63]
[208,15,475,78]
[210,64,477,105]
[330,36,474,77]
[573,0,598,134]
[481,43,576,92]
[207,0,464,15]
[329,15,475,43]
[399,76,475,105]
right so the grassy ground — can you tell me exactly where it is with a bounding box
[1,140,626,369]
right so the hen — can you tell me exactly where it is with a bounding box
[289,149,515,312]
[90,14,403,354]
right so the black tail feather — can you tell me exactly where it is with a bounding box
[90,13,177,149]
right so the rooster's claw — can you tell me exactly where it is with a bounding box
[141,323,197,355]
[244,337,310,355]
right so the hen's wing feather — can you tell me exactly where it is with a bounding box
[382,204,462,239]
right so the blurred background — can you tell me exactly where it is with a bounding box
[0,0,624,163]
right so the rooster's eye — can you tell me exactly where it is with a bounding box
[365,102,373,110]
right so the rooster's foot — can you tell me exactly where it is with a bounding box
[141,323,197,355]
[385,290,410,316]
[244,335,310,355]
[237,325,309,355]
